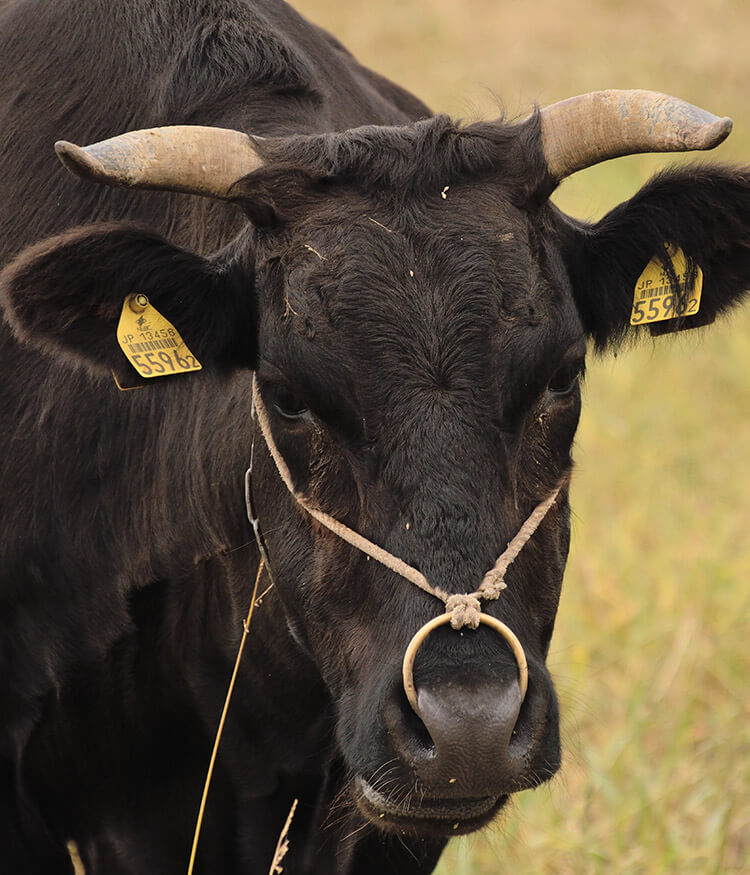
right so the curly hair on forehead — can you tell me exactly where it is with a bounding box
[246,112,549,197]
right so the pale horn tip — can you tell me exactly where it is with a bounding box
[698,115,733,150]
[55,140,107,183]
[651,98,733,151]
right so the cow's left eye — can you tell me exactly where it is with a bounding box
[271,385,309,420]
[547,359,584,397]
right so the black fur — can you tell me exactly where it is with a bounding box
[0,1,748,874]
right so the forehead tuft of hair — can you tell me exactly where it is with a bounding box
[248,112,549,201]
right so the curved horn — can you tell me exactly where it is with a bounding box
[55,125,265,198]
[540,89,733,181]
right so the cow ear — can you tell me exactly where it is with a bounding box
[560,166,750,349]
[0,223,256,375]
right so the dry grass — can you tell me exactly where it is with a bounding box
[291,0,750,872]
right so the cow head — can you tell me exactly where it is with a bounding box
[1,91,748,838]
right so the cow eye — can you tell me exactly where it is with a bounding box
[270,385,309,420]
[547,359,584,397]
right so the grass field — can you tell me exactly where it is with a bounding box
[290,1,750,871]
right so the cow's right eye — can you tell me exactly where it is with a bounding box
[271,385,309,421]
[547,358,584,398]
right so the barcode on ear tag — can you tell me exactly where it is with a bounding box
[117,294,202,378]
[630,245,703,325]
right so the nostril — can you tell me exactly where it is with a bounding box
[398,688,436,756]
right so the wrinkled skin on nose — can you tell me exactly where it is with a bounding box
[409,676,523,795]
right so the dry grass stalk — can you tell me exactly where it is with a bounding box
[187,559,266,875]
[268,798,299,874]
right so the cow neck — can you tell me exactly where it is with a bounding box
[248,374,567,712]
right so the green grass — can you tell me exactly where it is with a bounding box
[293,0,750,871]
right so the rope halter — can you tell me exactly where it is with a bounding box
[251,375,565,714]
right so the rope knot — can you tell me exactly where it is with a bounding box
[479,573,507,601]
[445,593,482,630]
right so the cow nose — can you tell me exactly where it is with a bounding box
[386,670,529,798]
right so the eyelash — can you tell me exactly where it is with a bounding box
[547,359,584,397]
[271,384,309,420]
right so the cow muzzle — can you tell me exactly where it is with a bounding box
[352,647,560,836]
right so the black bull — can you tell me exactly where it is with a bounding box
[0,0,748,873]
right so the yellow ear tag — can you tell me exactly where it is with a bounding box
[630,245,703,325]
[117,294,202,378]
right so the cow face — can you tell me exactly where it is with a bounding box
[1,114,749,839]
[241,171,583,833]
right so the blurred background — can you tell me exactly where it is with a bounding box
[294,1,749,871]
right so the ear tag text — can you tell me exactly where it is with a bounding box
[630,245,703,325]
[117,294,202,378]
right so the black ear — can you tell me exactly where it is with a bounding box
[559,165,750,349]
[0,223,256,375]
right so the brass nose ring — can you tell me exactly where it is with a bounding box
[401,613,529,714]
